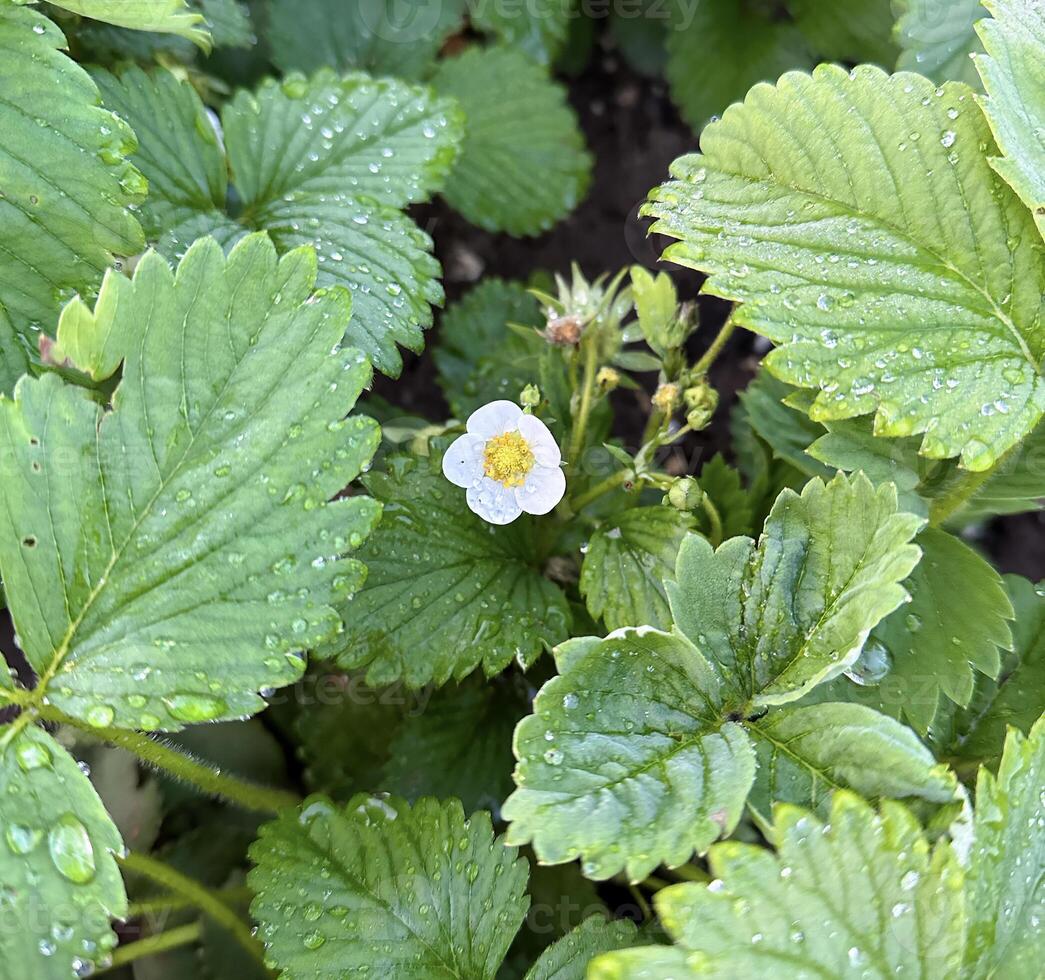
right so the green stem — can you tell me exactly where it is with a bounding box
[692,312,737,376]
[928,461,1001,526]
[701,494,724,547]
[119,853,266,967]
[128,885,254,920]
[571,469,630,511]
[568,340,599,469]
[670,863,712,884]
[40,707,300,815]
[100,922,203,972]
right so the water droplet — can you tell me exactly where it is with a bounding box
[48,814,96,884]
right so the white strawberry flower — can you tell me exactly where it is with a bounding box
[442,400,566,525]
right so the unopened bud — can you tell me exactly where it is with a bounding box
[668,477,702,511]
[520,383,541,409]
[596,367,621,392]
[683,383,718,430]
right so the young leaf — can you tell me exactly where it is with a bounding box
[664,0,813,131]
[433,278,545,419]
[0,4,144,363]
[589,792,965,978]
[579,506,693,632]
[745,701,957,826]
[869,528,1013,733]
[668,473,923,708]
[267,0,465,79]
[503,628,758,882]
[95,66,463,377]
[645,65,1045,472]
[41,0,211,49]
[964,717,1045,977]
[433,46,592,236]
[974,0,1045,240]
[0,235,381,731]
[249,795,529,978]
[894,0,986,86]
[524,916,638,980]
[0,725,126,978]
[328,453,572,687]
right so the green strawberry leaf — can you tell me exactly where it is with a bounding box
[668,473,923,708]
[267,0,465,79]
[433,46,592,236]
[36,0,211,48]
[868,528,1014,733]
[470,0,571,64]
[645,65,1045,472]
[0,724,126,978]
[964,717,1045,977]
[524,916,638,980]
[697,455,756,539]
[0,235,380,732]
[433,278,545,419]
[974,0,1045,240]
[589,792,965,978]
[665,0,813,131]
[791,0,898,65]
[945,575,1045,768]
[249,795,530,978]
[504,627,758,882]
[579,506,694,632]
[0,3,144,368]
[745,701,957,826]
[382,675,528,814]
[506,474,943,884]
[894,0,986,86]
[327,452,572,687]
[95,66,462,377]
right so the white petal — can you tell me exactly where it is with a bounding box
[442,433,485,488]
[516,464,566,515]
[467,478,524,525]
[517,414,561,466]
[467,400,523,438]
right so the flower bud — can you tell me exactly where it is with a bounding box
[668,477,702,511]
[683,382,719,430]
[596,367,621,392]
[520,384,541,409]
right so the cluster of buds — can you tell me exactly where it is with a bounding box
[683,380,719,431]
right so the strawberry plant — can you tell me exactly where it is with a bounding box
[0,1,1041,978]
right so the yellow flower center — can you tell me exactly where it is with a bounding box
[483,431,535,487]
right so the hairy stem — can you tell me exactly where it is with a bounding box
[571,468,631,511]
[691,311,738,376]
[40,707,300,815]
[568,340,599,468]
[928,459,1002,527]
[128,885,254,921]
[119,852,266,967]
[99,922,203,973]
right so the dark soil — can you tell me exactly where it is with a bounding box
[381,34,1044,580]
